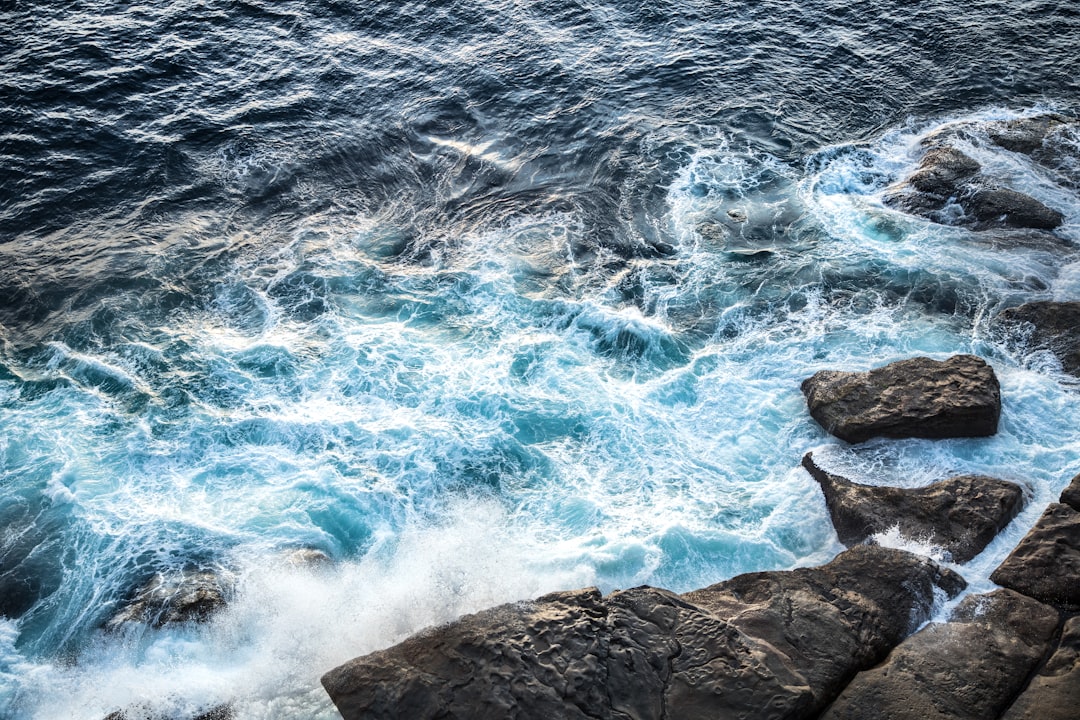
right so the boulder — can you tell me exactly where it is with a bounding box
[990,502,1080,611]
[801,355,1001,444]
[1001,615,1080,720]
[322,546,964,720]
[995,301,1080,377]
[819,589,1060,720]
[801,453,1024,562]
[1061,472,1080,512]
[106,569,231,629]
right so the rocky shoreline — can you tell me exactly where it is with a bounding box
[319,350,1080,720]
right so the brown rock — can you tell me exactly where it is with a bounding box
[801,453,1024,562]
[1061,473,1080,512]
[322,546,964,720]
[991,503,1080,611]
[1001,615,1080,720]
[820,589,1060,720]
[801,355,1001,444]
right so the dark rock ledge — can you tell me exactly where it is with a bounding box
[801,452,1024,563]
[820,589,1060,720]
[321,546,963,720]
[990,501,1080,612]
[801,355,1001,443]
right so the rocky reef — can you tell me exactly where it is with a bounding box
[882,114,1074,232]
[323,546,964,720]
[321,349,1078,719]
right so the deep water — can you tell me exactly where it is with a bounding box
[2,0,1080,717]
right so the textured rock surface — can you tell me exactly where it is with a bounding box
[996,301,1080,377]
[964,187,1064,230]
[322,546,964,720]
[106,569,231,629]
[1001,615,1080,720]
[1061,472,1080,512]
[820,589,1060,720]
[991,502,1080,611]
[801,453,1024,562]
[801,355,1001,443]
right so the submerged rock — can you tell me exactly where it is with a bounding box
[1001,615,1080,720]
[801,355,1001,444]
[322,546,964,720]
[996,300,1080,377]
[801,453,1024,562]
[882,138,1064,231]
[820,589,1060,720]
[103,704,232,720]
[107,569,231,629]
[990,502,1080,611]
[986,113,1075,155]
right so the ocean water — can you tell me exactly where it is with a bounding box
[2,0,1079,717]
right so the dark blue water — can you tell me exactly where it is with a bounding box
[2,1,1079,717]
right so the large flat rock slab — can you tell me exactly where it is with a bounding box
[322,546,964,720]
[801,355,1001,444]
[801,453,1024,563]
[1001,615,1080,720]
[996,301,1080,378]
[819,589,1060,720]
[991,502,1080,611]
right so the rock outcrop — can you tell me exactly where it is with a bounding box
[882,114,1073,231]
[820,589,1060,720]
[995,301,1080,378]
[1001,615,1080,720]
[990,502,1080,611]
[322,546,964,720]
[882,147,1064,231]
[801,453,1024,562]
[106,568,231,629]
[801,355,1001,443]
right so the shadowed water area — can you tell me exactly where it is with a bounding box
[1,0,1079,717]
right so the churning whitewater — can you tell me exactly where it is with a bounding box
[1,0,1079,717]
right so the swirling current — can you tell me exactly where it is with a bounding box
[1,1,1080,717]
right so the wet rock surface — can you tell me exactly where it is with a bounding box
[1061,472,1080,512]
[801,355,1001,444]
[106,568,232,629]
[990,502,1080,611]
[322,546,964,720]
[801,453,1024,562]
[996,301,1080,378]
[104,705,233,720]
[820,589,1060,720]
[1001,615,1080,720]
[883,154,1064,231]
